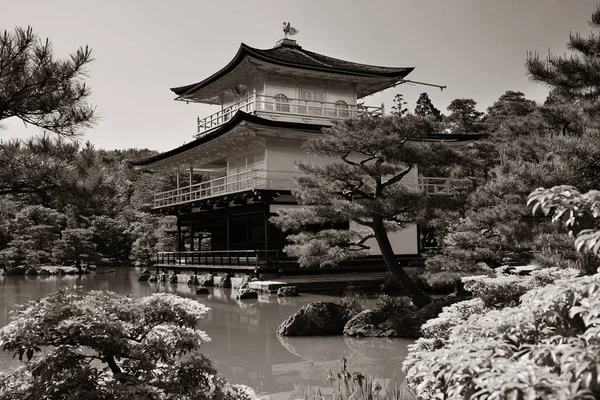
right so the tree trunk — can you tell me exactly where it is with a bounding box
[372,217,432,308]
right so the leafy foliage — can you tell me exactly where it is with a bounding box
[404,272,600,399]
[0,287,255,400]
[0,136,174,267]
[528,186,600,256]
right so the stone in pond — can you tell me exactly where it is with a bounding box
[196,287,210,295]
[277,286,298,297]
[236,289,258,300]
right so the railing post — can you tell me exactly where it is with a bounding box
[252,88,257,112]
[381,102,385,116]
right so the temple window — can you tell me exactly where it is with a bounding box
[274,94,290,112]
[335,100,349,118]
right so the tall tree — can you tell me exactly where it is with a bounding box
[485,90,536,130]
[0,27,94,136]
[414,92,442,121]
[446,98,484,134]
[272,115,461,307]
[391,93,409,116]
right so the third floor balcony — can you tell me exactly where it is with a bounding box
[196,91,384,136]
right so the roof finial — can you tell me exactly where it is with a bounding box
[282,22,299,39]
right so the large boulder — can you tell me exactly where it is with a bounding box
[213,275,231,288]
[343,308,420,338]
[277,286,299,297]
[343,298,462,338]
[199,274,214,287]
[5,265,27,276]
[277,301,352,336]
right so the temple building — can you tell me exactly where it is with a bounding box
[131,35,462,271]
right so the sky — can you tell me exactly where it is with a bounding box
[1,0,598,152]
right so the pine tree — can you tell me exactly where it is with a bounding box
[0,27,94,136]
[414,93,442,121]
[446,98,484,134]
[271,115,463,307]
[485,91,536,130]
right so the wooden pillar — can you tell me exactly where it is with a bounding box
[176,218,182,252]
[264,198,270,251]
[226,206,231,251]
[189,220,194,251]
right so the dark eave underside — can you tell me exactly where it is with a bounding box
[171,43,414,97]
[130,112,327,167]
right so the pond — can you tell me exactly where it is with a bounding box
[0,267,412,399]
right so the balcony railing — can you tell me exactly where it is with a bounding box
[153,169,299,208]
[153,170,456,209]
[196,92,383,135]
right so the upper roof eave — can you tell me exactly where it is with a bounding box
[170,43,414,98]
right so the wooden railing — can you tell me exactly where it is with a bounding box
[196,91,383,135]
[153,170,299,208]
[156,250,280,268]
[153,171,456,209]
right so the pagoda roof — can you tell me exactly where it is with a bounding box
[171,40,414,98]
[130,111,327,167]
[131,112,484,168]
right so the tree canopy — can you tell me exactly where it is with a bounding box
[271,115,462,307]
[0,287,254,399]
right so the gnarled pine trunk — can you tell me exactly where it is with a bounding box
[372,216,432,308]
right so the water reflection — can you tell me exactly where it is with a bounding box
[0,268,411,398]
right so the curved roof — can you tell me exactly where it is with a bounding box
[130,111,328,167]
[171,41,414,97]
[131,111,484,168]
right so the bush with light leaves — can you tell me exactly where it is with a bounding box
[0,287,256,400]
[402,185,600,399]
[404,272,600,399]
[462,266,579,309]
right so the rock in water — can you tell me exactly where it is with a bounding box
[196,287,210,295]
[148,273,158,283]
[199,274,214,287]
[277,301,351,336]
[138,269,152,282]
[25,268,38,276]
[168,273,178,284]
[213,275,231,288]
[5,265,27,276]
[277,286,298,297]
[236,289,258,300]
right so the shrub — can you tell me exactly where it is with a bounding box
[462,266,579,308]
[416,271,471,294]
[337,290,366,318]
[0,287,254,400]
[404,271,600,399]
[375,294,414,313]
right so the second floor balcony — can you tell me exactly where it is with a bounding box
[152,170,454,209]
[196,91,384,136]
